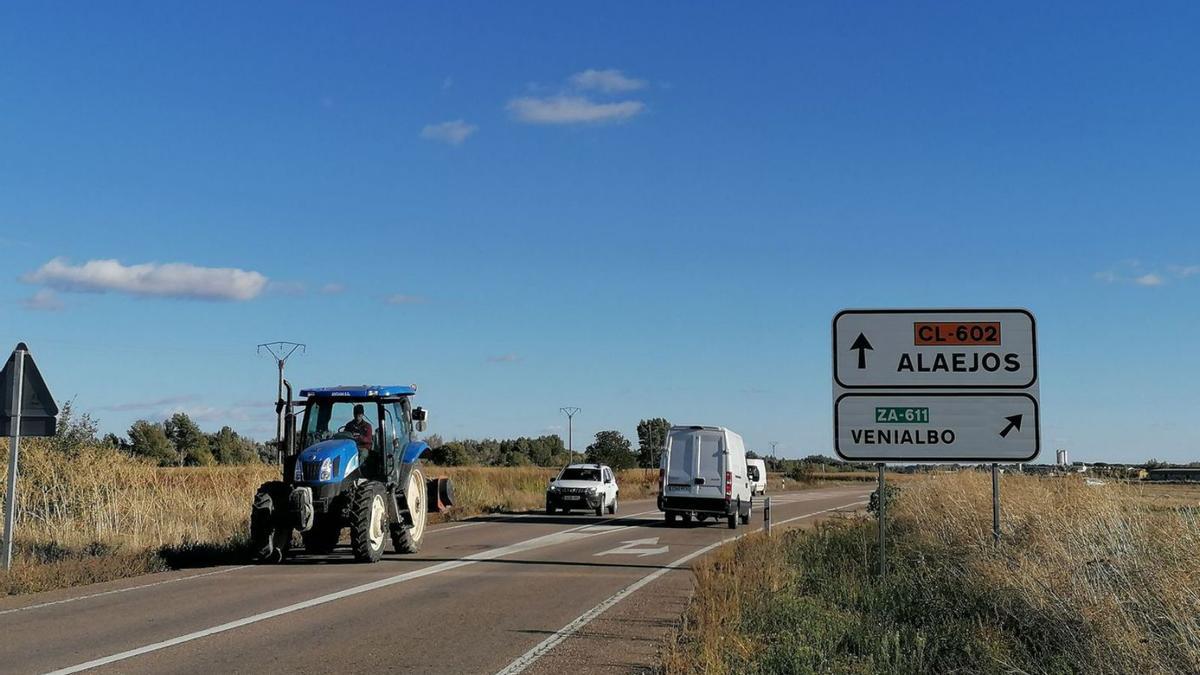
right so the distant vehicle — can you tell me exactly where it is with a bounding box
[747,458,767,496]
[658,425,753,529]
[546,463,619,516]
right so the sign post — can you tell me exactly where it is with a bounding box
[876,462,885,576]
[833,310,1039,566]
[0,343,59,570]
[2,347,24,570]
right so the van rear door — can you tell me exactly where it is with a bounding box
[665,427,725,499]
[695,430,725,499]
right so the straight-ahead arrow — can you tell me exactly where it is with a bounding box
[999,414,1023,438]
[850,333,873,369]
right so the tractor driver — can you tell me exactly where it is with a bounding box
[343,404,375,458]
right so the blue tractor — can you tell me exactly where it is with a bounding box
[250,383,434,563]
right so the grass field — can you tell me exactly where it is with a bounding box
[663,474,1200,674]
[0,440,659,596]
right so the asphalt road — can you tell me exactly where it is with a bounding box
[0,484,870,675]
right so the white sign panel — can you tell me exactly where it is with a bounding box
[833,309,1037,389]
[834,393,1039,462]
[832,308,1040,463]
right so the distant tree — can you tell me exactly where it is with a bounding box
[127,420,176,466]
[430,442,473,466]
[636,418,670,468]
[1145,458,1169,470]
[423,433,445,450]
[209,426,258,465]
[49,400,99,454]
[164,412,206,466]
[101,432,127,451]
[586,430,636,470]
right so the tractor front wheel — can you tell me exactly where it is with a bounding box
[391,468,428,554]
[351,482,387,563]
[250,482,291,564]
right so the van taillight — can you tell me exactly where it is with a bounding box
[658,468,665,490]
[725,471,732,499]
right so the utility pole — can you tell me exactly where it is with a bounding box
[258,341,305,463]
[560,407,580,464]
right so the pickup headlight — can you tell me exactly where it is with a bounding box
[294,461,304,482]
[588,486,599,495]
[548,484,559,492]
[319,458,333,482]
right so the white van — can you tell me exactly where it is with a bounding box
[658,425,753,529]
[747,458,767,496]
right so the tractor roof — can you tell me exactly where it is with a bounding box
[299,385,417,398]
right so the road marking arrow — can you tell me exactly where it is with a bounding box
[594,537,669,558]
[999,414,1023,438]
[850,333,873,369]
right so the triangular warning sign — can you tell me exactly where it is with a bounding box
[0,343,59,437]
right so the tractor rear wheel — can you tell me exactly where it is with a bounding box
[351,482,387,563]
[391,468,427,554]
[302,520,341,555]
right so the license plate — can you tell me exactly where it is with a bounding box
[563,495,581,501]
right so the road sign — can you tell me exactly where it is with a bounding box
[834,393,1039,461]
[832,308,1040,463]
[833,309,1037,389]
[1,343,57,570]
[0,343,58,437]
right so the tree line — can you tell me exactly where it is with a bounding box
[425,417,672,469]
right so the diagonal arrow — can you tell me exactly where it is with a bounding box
[999,414,1023,438]
[850,333,873,369]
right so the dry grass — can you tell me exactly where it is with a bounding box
[0,441,662,596]
[0,440,275,594]
[664,472,1200,674]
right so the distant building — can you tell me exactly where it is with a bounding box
[1146,467,1200,482]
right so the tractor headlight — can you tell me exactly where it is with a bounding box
[293,461,304,482]
[318,458,333,482]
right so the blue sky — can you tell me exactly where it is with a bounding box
[2,2,1198,463]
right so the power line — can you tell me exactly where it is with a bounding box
[560,407,581,464]
[257,341,305,463]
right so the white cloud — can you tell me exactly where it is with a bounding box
[487,353,521,363]
[507,95,644,125]
[1134,273,1164,287]
[23,257,268,301]
[569,68,646,93]
[441,76,454,91]
[1168,265,1200,278]
[385,294,425,305]
[22,289,63,311]
[320,282,346,295]
[420,119,478,146]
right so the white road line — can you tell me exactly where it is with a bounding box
[493,499,869,675]
[43,509,660,675]
[0,566,252,617]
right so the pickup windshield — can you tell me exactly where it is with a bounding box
[559,468,600,481]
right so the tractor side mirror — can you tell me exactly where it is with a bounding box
[412,407,428,433]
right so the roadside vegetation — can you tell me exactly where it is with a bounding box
[663,473,1200,674]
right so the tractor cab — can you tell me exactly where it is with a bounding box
[288,385,429,489]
